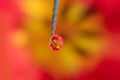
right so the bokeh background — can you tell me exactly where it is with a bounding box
[0,0,120,80]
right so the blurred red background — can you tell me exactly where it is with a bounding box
[0,0,120,80]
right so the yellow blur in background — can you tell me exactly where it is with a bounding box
[1,0,111,80]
